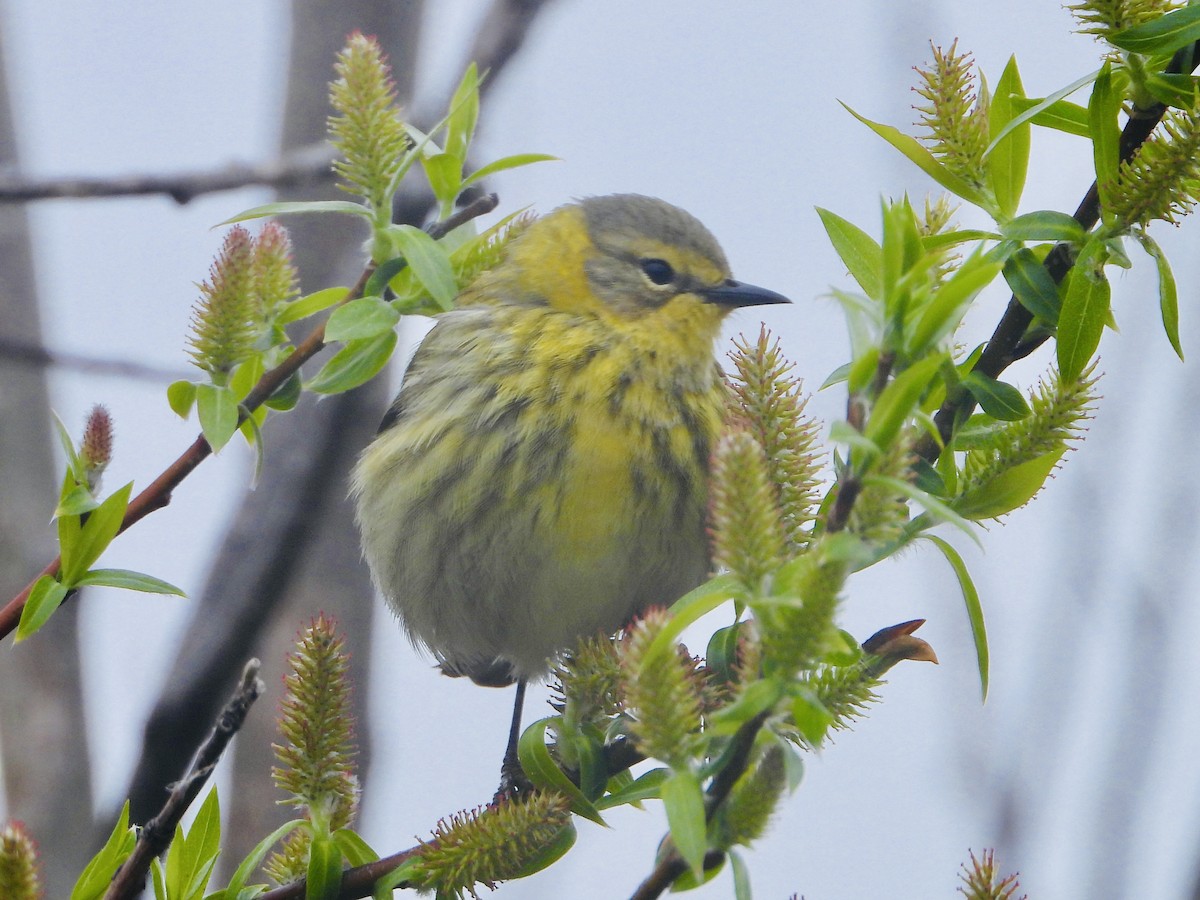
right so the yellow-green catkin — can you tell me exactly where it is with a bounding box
[913,41,989,187]
[709,428,786,593]
[713,744,787,849]
[727,328,824,552]
[618,609,704,768]
[958,848,1025,900]
[328,32,412,214]
[0,822,42,900]
[266,614,359,884]
[410,794,572,898]
[187,226,257,380]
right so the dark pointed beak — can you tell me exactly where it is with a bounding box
[700,279,791,308]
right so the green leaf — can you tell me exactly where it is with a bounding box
[827,420,881,458]
[305,837,343,900]
[61,482,133,586]
[1057,244,1111,382]
[908,256,1004,353]
[152,858,166,900]
[866,474,980,544]
[597,767,670,810]
[816,207,882,300]
[239,407,266,487]
[196,383,241,453]
[52,410,84,480]
[705,622,744,684]
[880,197,924,316]
[331,829,378,868]
[324,296,401,342]
[510,819,578,879]
[708,678,786,736]
[166,789,220,900]
[954,449,1064,520]
[962,371,1031,421]
[370,857,425,900]
[819,362,852,391]
[1109,3,1200,54]
[1011,96,1090,137]
[921,229,1003,252]
[987,56,1030,220]
[1144,72,1200,109]
[265,371,303,411]
[987,69,1100,154]
[731,850,753,900]
[863,354,946,449]
[1088,64,1120,220]
[228,354,264,404]
[75,568,185,595]
[790,687,834,746]
[55,484,100,518]
[420,152,463,207]
[1134,230,1184,360]
[1003,248,1061,324]
[16,575,69,641]
[307,331,397,395]
[647,573,744,663]
[842,103,993,210]
[187,789,222,883]
[923,536,989,700]
[168,380,198,419]
[220,200,370,226]
[71,802,137,900]
[385,224,458,309]
[573,731,608,801]
[276,286,351,326]
[461,153,560,190]
[661,769,708,880]
[1000,210,1086,243]
[845,346,880,394]
[517,717,606,825]
[220,819,308,900]
[444,63,480,163]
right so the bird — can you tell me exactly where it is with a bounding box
[351,193,789,789]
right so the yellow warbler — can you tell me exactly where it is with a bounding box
[352,194,788,782]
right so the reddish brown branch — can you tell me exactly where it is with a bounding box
[0,192,498,643]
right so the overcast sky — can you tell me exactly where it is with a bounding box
[4,2,1200,898]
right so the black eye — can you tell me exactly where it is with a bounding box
[640,258,676,286]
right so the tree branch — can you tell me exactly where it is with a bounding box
[628,711,771,900]
[916,42,1200,461]
[0,336,188,381]
[0,144,334,205]
[103,660,264,900]
[0,191,499,643]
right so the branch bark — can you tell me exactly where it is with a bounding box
[0,144,333,204]
[103,661,264,900]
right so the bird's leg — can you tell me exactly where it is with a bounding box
[494,679,533,802]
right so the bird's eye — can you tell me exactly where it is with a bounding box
[640,258,676,286]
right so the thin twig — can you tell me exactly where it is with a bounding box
[0,337,188,381]
[0,192,499,642]
[0,144,334,205]
[628,711,771,900]
[256,847,422,900]
[103,660,265,900]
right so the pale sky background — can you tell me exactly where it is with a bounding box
[3,2,1200,898]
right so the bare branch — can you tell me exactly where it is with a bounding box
[0,144,334,205]
[0,336,188,381]
[103,660,264,900]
